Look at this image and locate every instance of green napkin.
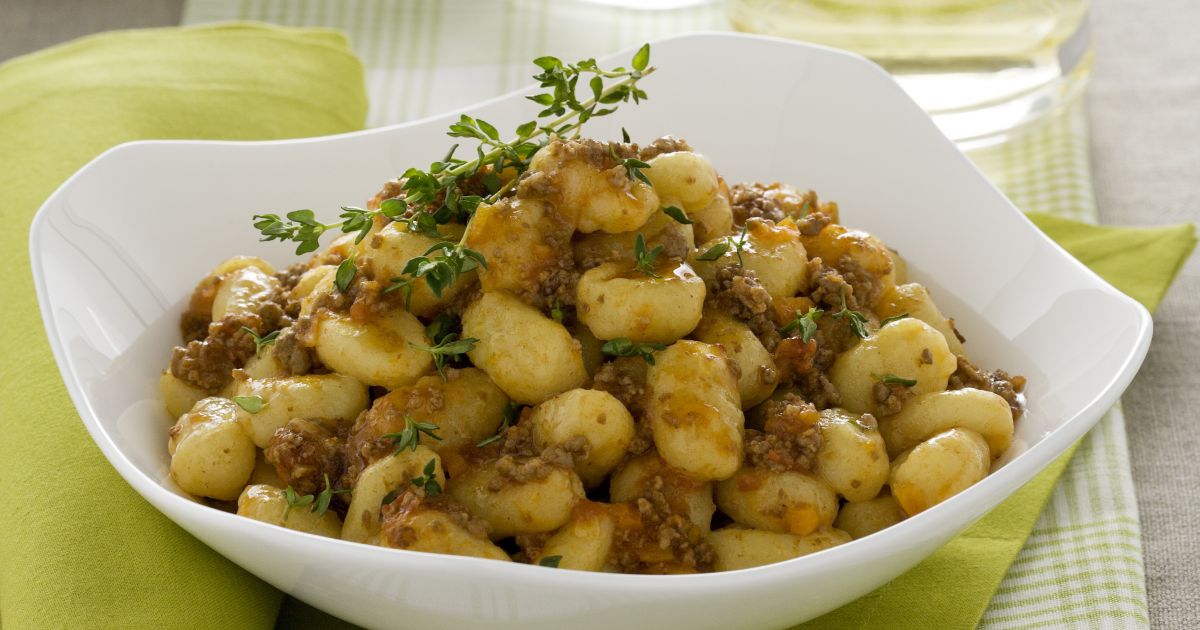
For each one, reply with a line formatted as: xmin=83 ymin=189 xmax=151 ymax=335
xmin=0 ymin=23 xmax=365 ymax=629
xmin=0 ymin=23 xmax=1194 ymax=630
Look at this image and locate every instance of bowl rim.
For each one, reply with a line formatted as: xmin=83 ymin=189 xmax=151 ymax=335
xmin=28 ymin=31 xmax=1154 ymax=590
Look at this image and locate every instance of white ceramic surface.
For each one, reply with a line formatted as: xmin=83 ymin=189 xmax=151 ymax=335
xmin=30 ymin=33 xmax=1151 ymax=630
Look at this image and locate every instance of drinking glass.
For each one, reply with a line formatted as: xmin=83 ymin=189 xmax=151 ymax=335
xmin=729 ymin=0 xmax=1092 ymax=147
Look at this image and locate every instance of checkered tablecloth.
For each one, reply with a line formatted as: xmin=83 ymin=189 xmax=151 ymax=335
xmin=182 ymin=1 xmax=1149 ymax=626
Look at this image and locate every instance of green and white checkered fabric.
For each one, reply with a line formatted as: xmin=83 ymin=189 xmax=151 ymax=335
xmin=182 ymin=1 xmax=1149 ymax=626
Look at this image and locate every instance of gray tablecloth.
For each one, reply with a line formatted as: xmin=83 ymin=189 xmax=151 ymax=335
xmin=2 ymin=0 xmax=1196 ymax=626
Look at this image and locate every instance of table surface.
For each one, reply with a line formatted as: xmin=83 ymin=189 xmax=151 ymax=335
xmin=3 ymin=0 xmax=1197 ymax=627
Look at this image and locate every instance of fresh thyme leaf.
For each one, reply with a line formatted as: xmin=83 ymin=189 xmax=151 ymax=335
xmin=662 ymin=205 xmax=692 ymax=225
xmin=312 ymin=472 xmax=350 ymax=517
xmin=252 ymin=45 xmax=657 ymax=316
xmin=610 ymin=146 xmax=653 ymax=186
xmin=241 ymin=327 xmax=280 ymax=357
xmin=334 ymin=256 xmax=356 ymax=293
xmin=780 ymin=308 xmax=824 ymax=343
xmin=476 ymin=401 xmax=521 ymax=448
xmin=831 ymin=289 xmax=871 ymax=339
xmin=632 ymin=43 xmax=651 ymax=72
xmin=410 ymin=459 xmax=442 ymax=497
xmin=621 ymin=127 xmax=631 ymax=143
xmin=696 ymin=241 xmax=730 ymax=261
xmin=384 ymin=242 xmax=487 ymax=308
xmin=233 ymin=395 xmax=266 ymax=414
xmin=633 ymin=233 xmax=664 ymax=278
xmin=410 ymin=333 xmax=478 ymax=381
xmin=731 ymin=224 xmax=749 ymax=268
xmin=880 ymin=374 xmax=918 ymax=387
xmin=383 ymin=415 xmax=443 ymax=454
xmin=539 ymin=555 xmax=563 ymax=568
xmin=381 ymin=489 xmax=401 ymax=506
xmin=879 ymin=313 xmax=910 ymax=327
xmin=550 ymin=301 xmax=564 ymax=323
xmin=601 ymin=337 xmax=666 ymax=365
xmin=424 ymin=312 xmax=458 ymax=345
xmin=282 ymin=485 xmax=314 ymax=519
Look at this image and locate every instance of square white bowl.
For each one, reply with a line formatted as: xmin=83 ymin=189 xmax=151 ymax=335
xmin=30 ymin=33 xmax=1151 ymax=630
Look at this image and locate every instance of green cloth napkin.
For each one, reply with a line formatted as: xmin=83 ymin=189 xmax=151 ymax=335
xmin=0 ymin=23 xmax=1193 ymax=630
xmin=0 ymin=23 xmax=365 ymax=629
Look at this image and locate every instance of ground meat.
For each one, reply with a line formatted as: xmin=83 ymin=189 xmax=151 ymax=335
xmin=532 ymin=252 xmax=579 ymax=313
xmin=380 ymin=490 xmax=492 ymax=548
xmin=179 ymin=275 xmax=221 ymax=342
xmin=265 ymin=418 xmax=343 ymax=496
xmin=270 ymin=326 xmax=313 ymax=376
xmin=169 ymin=313 xmax=263 ymax=392
xmin=836 ymin=254 xmax=885 ymax=310
xmin=795 ymin=372 xmax=841 ymax=410
xmin=274 ymin=262 xmax=310 ymax=294
xmin=637 ymin=135 xmax=692 ymax=160
xmin=729 ymin=182 xmax=821 ymax=226
xmin=872 ymin=382 xmax=912 ymax=416
xmin=609 ymin=473 xmax=714 ymax=574
xmin=745 ymin=394 xmax=822 ymax=473
xmin=796 ymin=211 xmax=834 ymax=237
xmin=489 ymin=454 xmax=559 ymax=490
xmin=948 ymin=355 xmax=1027 ymax=420
xmin=592 ymin=357 xmax=650 ymax=417
xmin=805 ymin=257 xmax=859 ymax=312
xmin=340 ymin=381 xmax=449 ymax=487
xmin=706 ymin=264 xmax=780 ymax=350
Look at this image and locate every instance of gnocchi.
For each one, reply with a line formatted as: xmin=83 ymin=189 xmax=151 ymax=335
xmin=161 ymin=116 xmax=1026 ymax=575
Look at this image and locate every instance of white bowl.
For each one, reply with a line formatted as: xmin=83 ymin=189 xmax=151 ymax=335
xmin=30 ymin=33 xmax=1151 ymax=629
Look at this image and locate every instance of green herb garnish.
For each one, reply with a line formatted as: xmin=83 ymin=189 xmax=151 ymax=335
xmin=663 ymin=205 xmax=692 ymax=225
xmin=880 ymin=374 xmax=917 ymax=387
xmin=832 ymin=289 xmax=870 ymax=340
xmin=241 ymin=327 xmax=279 ymax=357
xmin=633 ymin=233 xmax=664 ymax=278
xmin=879 ymin=313 xmax=909 ymax=327
xmin=409 ymin=333 xmax=478 ymax=381
xmin=254 ymin=45 xmax=656 ymax=307
xmin=233 ymin=395 xmax=266 ymax=414
xmin=383 ymin=415 xmax=442 ymax=454
xmin=780 ymin=307 xmax=824 ymax=344
xmin=313 ymin=473 xmax=350 ymax=517
xmin=282 ymin=485 xmax=314 ymax=519
xmin=601 ymin=337 xmax=666 ymax=365
xmin=410 ymin=459 xmax=442 ymax=497
xmin=383 ymin=241 xmax=487 ymax=308
xmin=476 ymin=401 xmax=522 ymax=448
xmin=538 ymin=555 xmax=563 ymax=568
xmin=334 ymin=255 xmax=356 ymax=293
xmin=695 ymin=241 xmax=730 ymax=261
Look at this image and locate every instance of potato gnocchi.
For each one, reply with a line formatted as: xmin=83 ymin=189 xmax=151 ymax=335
xmin=161 ymin=132 xmax=1026 ymax=575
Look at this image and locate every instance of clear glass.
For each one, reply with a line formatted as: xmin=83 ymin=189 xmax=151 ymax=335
xmin=729 ymin=0 xmax=1092 ymax=148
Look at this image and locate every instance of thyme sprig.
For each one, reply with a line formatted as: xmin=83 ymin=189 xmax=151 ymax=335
xmin=601 ymin=337 xmax=666 ymax=365
xmin=252 ymin=45 xmax=656 ymax=304
xmin=633 ymin=233 xmax=664 ymax=278
xmin=781 ymin=307 xmax=824 ymax=343
xmin=410 ymin=459 xmax=443 ymax=497
xmin=283 ymin=474 xmax=348 ymax=519
xmin=832 ymin=289 xmax=871 ymax=339
xmin=383 ymin=415 xmax=442 ymax=454
xmin=476 ymin=401 xmax=523 ymax=448
xmin=880 ymin=374 xmax=918 ymax=387
xmin=242 ymin=327 xmax=279 ymax=357
xmin=409 ymin=333 xmax=478 ymax=381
